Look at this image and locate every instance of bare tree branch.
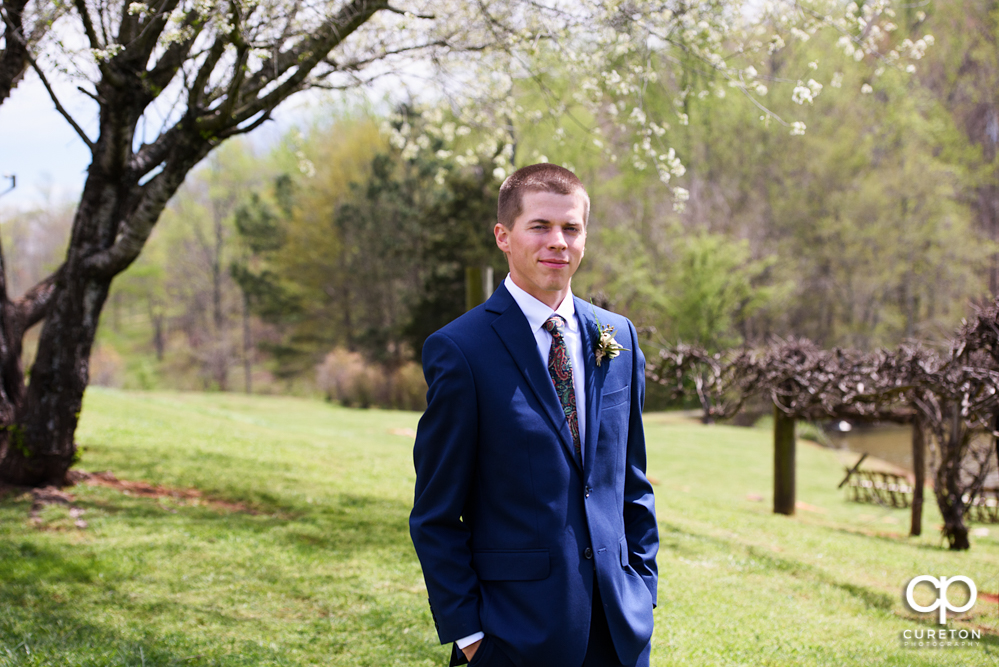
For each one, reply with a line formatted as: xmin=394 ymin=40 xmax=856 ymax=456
xmin=13 ymin=271 xmax=59 ymax=329
xmin=23 ymin=46 xmax=95 ymax=151
xmin=71 ymin=0 xmax=102 ymax=50
xmin=0 ymin=0 xmax=31 ymax=105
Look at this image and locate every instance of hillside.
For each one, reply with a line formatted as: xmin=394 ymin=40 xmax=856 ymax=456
xmin=0 ymin=389 xmax=995 ymax=665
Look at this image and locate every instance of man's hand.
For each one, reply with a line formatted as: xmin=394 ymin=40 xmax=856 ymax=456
xmin=461 ymin=639 xmax=482 ymax=661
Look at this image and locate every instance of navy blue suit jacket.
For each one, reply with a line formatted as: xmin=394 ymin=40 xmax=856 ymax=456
xmin=409 ymin=283 xmax=658 ymax=666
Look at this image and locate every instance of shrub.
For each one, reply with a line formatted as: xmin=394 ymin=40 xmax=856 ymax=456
xmin=89 ymin=344 xmax=125 ymax=388
xmin=316 ymin=349 xmax=427 ymax=411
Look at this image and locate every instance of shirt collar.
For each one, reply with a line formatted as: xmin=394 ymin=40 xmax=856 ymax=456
xmin=504 ymin=274 xmax=578 ymax=334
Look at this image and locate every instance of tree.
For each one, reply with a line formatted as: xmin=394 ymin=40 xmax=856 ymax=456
xmin=0 ymin=0 xmax=917 ymax=486
xmin=916 ymin=1 xmax=999 ymax=295
xmin=0 ymin=0 xmax=61 ymax=104
xmin=231 ymin=173 xmax=302 ymax=390
xmin=0 ymin=0 xmax=471 ymax=485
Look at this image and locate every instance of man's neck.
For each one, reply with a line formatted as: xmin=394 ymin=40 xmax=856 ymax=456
xmin=507 ymin=273 xmax=570 ymax=310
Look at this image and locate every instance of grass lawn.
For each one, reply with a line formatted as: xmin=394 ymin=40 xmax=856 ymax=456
xmin=1 ymin=388 xmax=997 ymax=666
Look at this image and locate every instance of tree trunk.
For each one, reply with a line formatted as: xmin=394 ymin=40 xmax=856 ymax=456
xmin=994 ymin=412 xmax=998 ymax=484
xmin=0 ymin=0 xmax=31 ymax=107
xmin=934 ymin=408 xmax=972 ymax=551
xmin=910 ymin=417 xmax=925 ymax=537
xmin=0 ymin=248 xmax=27 ymax=471
xmin=0 ymin=272 xmax=110 ymax=485
xmin=242 ymin=291 xmax=252 ymax=394
xmin=149 ymin=299 xmax=164 ymax=362
xmin=773 ymin=404 xmax=796 ymax=515
xmin=211 ymin=201 xmax=228 ymax=391
xmin=985 ymin=177 xmax=999 ymax=296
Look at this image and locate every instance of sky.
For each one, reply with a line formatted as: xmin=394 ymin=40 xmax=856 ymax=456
xmin=0 ymin=71 xmax=93 ymax=209
xmin=0 ymin=71 xmax=323 ymax=212
xmin=0 ymin=58 xmax=426 ymax=213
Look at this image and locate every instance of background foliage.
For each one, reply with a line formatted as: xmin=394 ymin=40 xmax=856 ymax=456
xmin=1 ymin=4 xmax=994 ymax=407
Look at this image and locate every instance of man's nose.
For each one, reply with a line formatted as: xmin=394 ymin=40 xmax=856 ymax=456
xmin=547 ymin=227 xmax=567 ymax=249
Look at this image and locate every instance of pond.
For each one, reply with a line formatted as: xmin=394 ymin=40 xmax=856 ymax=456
xmin=825 ymin=423 xmax=998 ymax=487
xmin=825 ymin=423 xmax=915 ymax=473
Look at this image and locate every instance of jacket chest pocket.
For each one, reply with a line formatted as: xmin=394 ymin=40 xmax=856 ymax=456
xmin=601 ymin=385 xmax=629 ymax=409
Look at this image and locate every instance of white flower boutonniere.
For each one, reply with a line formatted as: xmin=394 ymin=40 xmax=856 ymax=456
xmin=593 ymin=314 xmax=628 ymax=367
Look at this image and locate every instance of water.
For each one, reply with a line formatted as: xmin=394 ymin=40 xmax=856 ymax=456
xmin=826 ymin=424 xmax=915 ymax=473
xmin=826 ymin=424 xmax=998 ymax=487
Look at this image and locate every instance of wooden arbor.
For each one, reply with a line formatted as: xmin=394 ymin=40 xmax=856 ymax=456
xmin=647 ymin=299 xmax=999 ymax=550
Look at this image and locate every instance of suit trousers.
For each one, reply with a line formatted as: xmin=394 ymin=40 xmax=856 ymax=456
xmin=457 ymin=581 xmax=652 ymax=667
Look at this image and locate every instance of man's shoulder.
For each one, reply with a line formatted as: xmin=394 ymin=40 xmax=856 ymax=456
xmin=423 ymin=301 xmax=499 ymax=357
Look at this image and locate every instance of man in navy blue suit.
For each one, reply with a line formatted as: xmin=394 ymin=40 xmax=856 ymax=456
xmin=410 ymin=164 xmax=658 ymax=667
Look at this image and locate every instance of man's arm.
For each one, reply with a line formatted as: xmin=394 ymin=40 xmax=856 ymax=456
xmin=622 ymin=319 xmax=659 ymax=605
xmin=410 ymin=332 xmax=484 ymax=644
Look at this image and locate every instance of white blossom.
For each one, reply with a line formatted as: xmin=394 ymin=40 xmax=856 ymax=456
xmin=792 ymin=84 xmax=813 ymax=105
xmin=296 ymin=151 xmax=316 ymax=178
xmin=672 ymin=187 xmax=690 ymax=212
xmin=790 ymin=121 xmax=806 ymax=136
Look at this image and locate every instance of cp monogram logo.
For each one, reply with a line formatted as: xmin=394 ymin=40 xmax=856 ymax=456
xmin=905 ymin=575 xmax=977 ymax=624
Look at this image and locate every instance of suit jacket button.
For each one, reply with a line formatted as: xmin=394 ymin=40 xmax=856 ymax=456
xmin=584 ymin=547 xmax=593 ymax=560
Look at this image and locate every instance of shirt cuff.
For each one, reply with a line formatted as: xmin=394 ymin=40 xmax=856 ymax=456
xmin=455 ymin=632 xmax=485 ymax=649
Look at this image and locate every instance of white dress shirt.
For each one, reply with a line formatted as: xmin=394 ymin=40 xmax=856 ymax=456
xmin=503 ymin=274 xmax=587 ymax=451
xmin=455 ymin=274 xmax=589 ymax=652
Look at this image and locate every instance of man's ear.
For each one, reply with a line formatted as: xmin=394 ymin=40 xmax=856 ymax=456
xmin=494 ymin=222 xmax=509 ymax=253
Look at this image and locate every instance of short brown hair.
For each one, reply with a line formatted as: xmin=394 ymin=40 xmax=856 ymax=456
xmin=497 ymin=163 xmax=589 ymax=229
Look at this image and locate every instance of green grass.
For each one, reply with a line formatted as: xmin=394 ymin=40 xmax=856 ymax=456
xmin=1 ymin=389 xmax=997 ymax=666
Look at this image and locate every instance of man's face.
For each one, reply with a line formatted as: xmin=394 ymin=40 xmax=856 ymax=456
xmin=494 ymin=189 xmax=587 ymax=308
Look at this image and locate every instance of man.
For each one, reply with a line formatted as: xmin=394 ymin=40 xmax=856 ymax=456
xmin=410 ymin=163 xmax=658 ymax=667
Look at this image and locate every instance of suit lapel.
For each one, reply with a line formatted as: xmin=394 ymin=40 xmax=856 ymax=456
xmin=488 ymin=285 xmax=580 ymax=472
xmin=574 ymin=298 xmax=607 ymax=478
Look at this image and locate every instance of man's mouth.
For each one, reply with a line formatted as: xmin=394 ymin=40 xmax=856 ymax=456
xmin=539 ymin=259 xmax=569 ymax=268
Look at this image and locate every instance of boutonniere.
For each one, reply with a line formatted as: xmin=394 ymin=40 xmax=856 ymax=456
xmin=592 ymin=311 xmax=628 ymax=367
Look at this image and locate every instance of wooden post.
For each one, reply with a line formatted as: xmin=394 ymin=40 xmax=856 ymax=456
xmin=910 ymin=416 xmax=925 ymax=537
xmin=773 ymin=404 xmax=796 ymax=515
xmin=482 ymin=266 xmax=494 ymax=300
xmin=465 ymin=266 xmax=484 ymax=312
xmin=466 ymin=266 xmax=495 ymax=311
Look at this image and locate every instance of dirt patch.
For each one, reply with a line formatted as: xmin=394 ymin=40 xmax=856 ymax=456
xmin=67 ymin=470 xmax=255 ymax=514
xmin=0 ymin=483 xmax=90 ymax=529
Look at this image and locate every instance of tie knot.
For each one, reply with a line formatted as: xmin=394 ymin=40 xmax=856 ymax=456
xmin=543 ymin=315 xmax=566 ymax=336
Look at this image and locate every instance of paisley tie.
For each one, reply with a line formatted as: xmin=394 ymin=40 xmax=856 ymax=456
xmin=543 ymin=315 xmax=580 ymax=458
